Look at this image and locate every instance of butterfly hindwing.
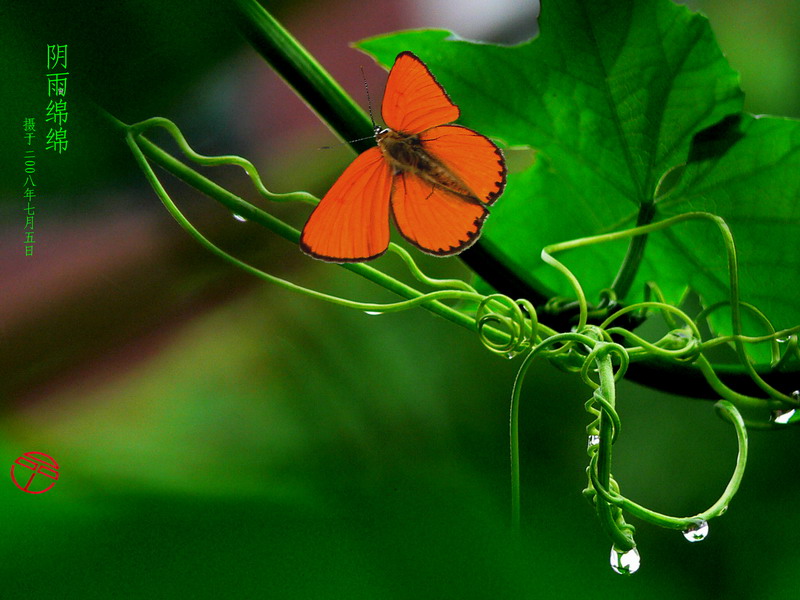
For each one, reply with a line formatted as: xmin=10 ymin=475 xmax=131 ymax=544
xmin=300 ymin=147 xmax=393 ymax=262
xmin=418 ymin=125 xmax=507 ymax=205
xmin=390 ymin=171 xmax=488 ymax=256
xmin=381 ymin=52 xmax=460 ymax=134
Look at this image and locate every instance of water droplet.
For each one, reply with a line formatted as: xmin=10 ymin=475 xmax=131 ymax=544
xmin=233 ymin=213 xmax=247 ymax=222
xmin=363 ymin=311 xmax=382 ymax=316
xmin=610 ymin=546 xmax=640 ymax=575
xmin=504 ymin=351 xmax=516 ymax=360
xmin=792 ymin=390 xmax=800 ymax=401
xmin=771 ymin=408 xmax=796 ymax=425
xmin=587 ymin=435 xmax=600 ymax=449
xmin=682 ymin=520 xmax=709 ymax=542
xmin=718 ymin=505 xmax=728 ymax=515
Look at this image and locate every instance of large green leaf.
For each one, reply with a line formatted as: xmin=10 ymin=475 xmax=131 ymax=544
xmin=357 ymin=0 xmax=800 ymax=364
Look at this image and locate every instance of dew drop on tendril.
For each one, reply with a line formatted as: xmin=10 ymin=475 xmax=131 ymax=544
xmin=776 ymin=337 xmax=788 ymax=343
xmin=771 ymin=408 xmax=796 ymax=425
xmin=587 ymin=435 xmax=600 ymax=449
xmin=610 ymin=546 xmax=640 ymax=575
xmin=792 ymin=390 xmax=800 ymax=401
xmin=233 ymin=213 xmax=247 ymax=222
xmin=682 ymin=520 xmax=709 ymax=542
xmin=363 ymin=311 xmax=382 ymax=316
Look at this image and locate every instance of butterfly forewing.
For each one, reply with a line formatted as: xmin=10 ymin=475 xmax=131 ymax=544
xmin=381 ymin=52 xmax=460 ymax=134
xmin=300 ymin=147 xmax=393 ymax=262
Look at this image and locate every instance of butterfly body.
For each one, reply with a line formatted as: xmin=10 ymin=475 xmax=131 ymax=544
xmin=300 ymin=51 xmax=506 ymax=263
xmin=377 ymin=127 xmax=482 ymax=205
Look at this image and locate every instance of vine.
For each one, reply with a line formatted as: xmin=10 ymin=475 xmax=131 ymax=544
xmin=106 ymin=0 xmax=800 ymax=575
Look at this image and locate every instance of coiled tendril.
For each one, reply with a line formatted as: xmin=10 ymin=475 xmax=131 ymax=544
xmin=476 ymin=294 xmax=539 ymax=358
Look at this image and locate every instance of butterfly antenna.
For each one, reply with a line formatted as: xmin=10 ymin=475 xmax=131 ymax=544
xmin=318 ymin=66 xmax=379 ymax=149
xmin=318 ymin=134 xmax=376 ymax=150
xmin=360 ymin=65 xmax=379 ymax=134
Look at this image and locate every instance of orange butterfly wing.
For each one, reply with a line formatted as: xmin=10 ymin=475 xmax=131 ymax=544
xmin=418 ymin=124 xmax=507 ymax=206
xmin=390 ymin=174 xmax=489 ymax=255
xmin=300 ymin=147 xmax=393 ymax=262
xmin=382 ymin=51 xmax=460 ymax=133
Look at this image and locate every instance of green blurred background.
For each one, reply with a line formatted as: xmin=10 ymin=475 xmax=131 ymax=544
xmin=1 ymin=0 xmax=799 ymax=597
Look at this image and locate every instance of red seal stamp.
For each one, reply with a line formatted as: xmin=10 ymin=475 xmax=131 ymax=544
xmin=11 ymin=452 xmax=59 ymax=494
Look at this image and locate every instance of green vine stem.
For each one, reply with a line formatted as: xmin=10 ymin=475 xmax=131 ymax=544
xmin=231 ymin=0 xmax=373 ymax=154
xmin=589 ymin=400 xmax=748 ymax=530
xmin=589 ymin=345 xmax=636 ymax=551
xmin=505 ymin=330 xmax=611 ymax=528
xmin=609 ymin=198 xmax=657 ymax=300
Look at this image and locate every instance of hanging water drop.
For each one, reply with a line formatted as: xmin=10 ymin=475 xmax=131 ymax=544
xmin=609 ymin=546 xmax=640 ymax=575
xmin=587 ymin=435 xmax=600 ymax=449
xmin=776 ymin=337 xmax=789 ymax=343
xmin=233 ymin=213 xmax=247 ymax=222
xmin=792 ymin=390 xmax=800 ymax=401
xmin=363 ymin=311 xmax=383 ymax=316
xmin=682 ymin=520 xmax=709 ymax=542
xmin=771 ymin=408 xmax=796 ymax=425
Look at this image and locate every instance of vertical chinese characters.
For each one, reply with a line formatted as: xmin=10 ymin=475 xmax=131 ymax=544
xmin=22 ymin=119 xmax=37 ymax=256
xmin=45 ymin=43 xmax=68 ymax=154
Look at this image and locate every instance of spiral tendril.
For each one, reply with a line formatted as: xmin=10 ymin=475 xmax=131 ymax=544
xmin=476 ymin=294 xmax=538 ymax=357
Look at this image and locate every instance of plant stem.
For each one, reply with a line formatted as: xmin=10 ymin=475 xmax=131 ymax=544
xmin=609 ymin=200 xmax=656 ymax=300
xmin=594 ymin=352 xmax=635 ymax=551
xmin=231 ymin=0 xmax=374 ymax=153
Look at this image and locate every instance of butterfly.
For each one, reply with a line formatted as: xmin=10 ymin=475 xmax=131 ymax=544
xmin=300 ymin=51 xmax=507 ymax=263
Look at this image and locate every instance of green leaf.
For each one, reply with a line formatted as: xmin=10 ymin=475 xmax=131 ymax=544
xmin=651 ymin=113 xmax=800 ymax=335
xmin=357 ymin=0 xmax=800 ymax=365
